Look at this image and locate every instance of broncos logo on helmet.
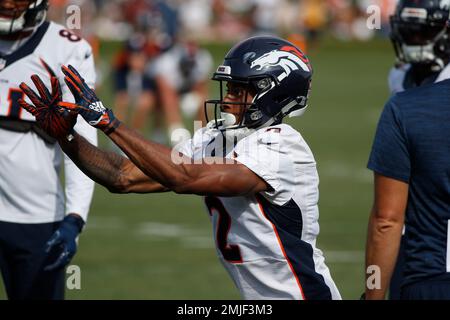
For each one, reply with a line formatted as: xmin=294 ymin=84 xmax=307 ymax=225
xmin=250 ymin=47 xmax=311 ymax=82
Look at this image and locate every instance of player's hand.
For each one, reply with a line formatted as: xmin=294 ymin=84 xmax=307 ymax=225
xmin=59 ymin=64 xmax=120 ymax=134
xmin=19 ymin=75 xmax=77 ymax=139
xmin=44 ymin=214 xmax=85 ymax=271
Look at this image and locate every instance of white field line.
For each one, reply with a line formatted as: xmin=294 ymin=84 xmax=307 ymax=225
xmin=136 ymin=221 xmax=213 ymax=248
xmin=320 ymin=162 xmax=372 ymax=184
xmin=87 ymin=218 xmax=364 ymax=261
xmin=324 ymin=250 xmax=364 ymax=263
xmin=85 ymin=216 xmax=124 ymax=230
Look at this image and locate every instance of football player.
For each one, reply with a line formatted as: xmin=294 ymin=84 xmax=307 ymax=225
xmin=20 ymin=36 xmax=341 ymax=300
xmin=0 ymin=0 xmax=97 ymax=299
xmin=386 ymin=0 xmax=450 ymax=299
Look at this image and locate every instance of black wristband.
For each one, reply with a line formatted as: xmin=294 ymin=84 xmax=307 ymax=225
xmin=104 ymin=118 xmax=121 ymax=135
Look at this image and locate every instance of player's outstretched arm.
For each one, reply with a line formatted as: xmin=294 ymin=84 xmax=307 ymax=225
xmin=58 ymin=133 xmax=168 ymax=194
xmin=19 ymin=74 xmax=167 ymax=194
xmin=108 ymin=123 xmax=270 ymax=197
xmin=365 ymin=173 xmax=408 ymax=300
xmin=59 ymin=65 xmax=270 ymax=197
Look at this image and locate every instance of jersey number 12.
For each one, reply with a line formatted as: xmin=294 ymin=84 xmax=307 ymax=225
xmin=205 ymin=196 xmax=243 ymax=263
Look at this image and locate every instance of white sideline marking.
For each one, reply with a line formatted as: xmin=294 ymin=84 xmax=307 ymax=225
xmin=85 ymin=216 xmax=124 ymax=230
xmin=136 ymin=222 xmax=214 ymax=248
xmin=87 ymin=219 xmax=364 ymax=259
xmin=137 ymin=222 xmax=193 ymax=237
xmin=324 ymin=250 xmax=364 ymax=263
xmin=183 ymin=236 xmax=215 ymax=249
xmin=320 ymin=162 xmax=372 ymax=183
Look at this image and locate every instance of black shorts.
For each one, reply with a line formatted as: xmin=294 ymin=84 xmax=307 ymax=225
xmin=0 ymin=220 xmax=65 ymax=300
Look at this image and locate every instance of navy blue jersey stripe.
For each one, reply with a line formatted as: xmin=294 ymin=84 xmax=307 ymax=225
xmin=256 ymin=194 xmax=332 ymax=300
xmin=0 ymin=21 xmax=50 ymax=71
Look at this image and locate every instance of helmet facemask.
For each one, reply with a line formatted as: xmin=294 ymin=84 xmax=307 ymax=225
xmin=205 ymin=78 xmax=262 ymax=131
xmin=0 ymin=0 xmax=47 ymax=35
xmin=205 ymin=74 xmax=285 ymax=132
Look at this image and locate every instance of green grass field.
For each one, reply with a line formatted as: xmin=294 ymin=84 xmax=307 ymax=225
xmin=0 ymin=37 xmax=394 ymax=300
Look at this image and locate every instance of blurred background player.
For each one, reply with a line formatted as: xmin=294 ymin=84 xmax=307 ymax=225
xmin=299 ymin=0 xmax=328 ymax=46
xmin=0 ymin=0 xmax=97 ymax=299
xmin=112 ymin=34 xmax=158 ymax=130
xmin=386 ymin=0 xmax=450 ymax=299
xmin=111 ymin=0 xmax=183 ymax=145
xmin=148 ymin=38 xmax=213 ymax=137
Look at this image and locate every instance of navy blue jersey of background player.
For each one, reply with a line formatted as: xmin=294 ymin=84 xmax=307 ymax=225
xmin=368 ymin=79 xmax=450 ymax=286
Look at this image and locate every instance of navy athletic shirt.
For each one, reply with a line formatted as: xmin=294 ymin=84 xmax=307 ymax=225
xmin=368 ymin=78 xmax=450 ymax=286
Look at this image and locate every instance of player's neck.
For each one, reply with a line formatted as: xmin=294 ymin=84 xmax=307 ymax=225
xmin=0 ymin=30 xmax=34 ymax=56
xmin=0 ymin=30 xmax=33 ymax=42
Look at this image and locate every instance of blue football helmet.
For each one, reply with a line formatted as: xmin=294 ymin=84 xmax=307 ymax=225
xmin=390 ymin=0 xmax=450 ymax=70
xmin=205 ymin=36 xmax=313 ymax=131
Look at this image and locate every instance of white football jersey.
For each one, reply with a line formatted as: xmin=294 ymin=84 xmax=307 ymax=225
xmin=388 ymin=63 xmax=450 ymax=94
xmin=177 ymin=124 xmax=341 ymax=300
xmin=0 ymin=21 xmax=97 ymax=223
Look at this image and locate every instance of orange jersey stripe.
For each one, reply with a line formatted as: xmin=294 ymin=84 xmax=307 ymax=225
xmin=257 ymin=198 xmax=306 ymax=300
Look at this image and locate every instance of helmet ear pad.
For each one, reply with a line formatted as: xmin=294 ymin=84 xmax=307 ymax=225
xmin=246 ymin=74 xmax=311 ymax=128
xmin=244 ymin=83 xmax=286 ymax=127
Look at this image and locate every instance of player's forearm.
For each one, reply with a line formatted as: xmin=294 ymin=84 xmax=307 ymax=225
xmin=107 ymin=124 xmax=269 ymax=196
xmin=59 ymin=132 xmax=158 ymax=193
xmin=108 ymin=123 xmax=196 ymax=191
xmin=365 ymin=210 xmax=403 ymax=300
